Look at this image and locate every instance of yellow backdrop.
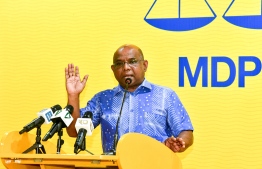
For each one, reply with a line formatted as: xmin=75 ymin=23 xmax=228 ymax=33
xmin=1 ymin=0 xmax=262 ymax=169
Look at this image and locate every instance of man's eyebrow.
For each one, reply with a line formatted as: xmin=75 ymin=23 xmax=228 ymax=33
xmin=114 ymin=59 xmax=123 ymax=62
xmin=114 ymin=57 xmax=136 ymax=62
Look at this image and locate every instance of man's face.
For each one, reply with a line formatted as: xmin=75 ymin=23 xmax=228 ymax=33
xmin=111 ymin=47 xmax=148 ymax=92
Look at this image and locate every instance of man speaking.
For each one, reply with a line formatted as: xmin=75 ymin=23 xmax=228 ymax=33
xmin=65 ymin=44 xmax=194 ymax=153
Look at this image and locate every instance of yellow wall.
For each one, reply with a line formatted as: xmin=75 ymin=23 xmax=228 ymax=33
xmin=1 ymin=0 xmax=262 ymax=169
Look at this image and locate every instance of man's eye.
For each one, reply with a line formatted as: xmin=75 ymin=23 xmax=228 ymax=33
xmin=115 ymin=62 xmax=123 ymax=66
xmin=129 ymin=60 xmax=137 ymax=64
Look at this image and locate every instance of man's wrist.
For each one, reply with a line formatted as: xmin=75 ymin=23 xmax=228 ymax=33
xmin=68 ymin=93 xmax=80 ymax=99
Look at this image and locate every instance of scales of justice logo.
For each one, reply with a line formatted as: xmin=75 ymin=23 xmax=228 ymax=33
xmin=144 ymin=0 xmax=262 ymax=31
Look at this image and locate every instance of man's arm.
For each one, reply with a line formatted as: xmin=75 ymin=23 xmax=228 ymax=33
xmin=65 ymin=64 xmax=88 ymax=137
xmin=164 ymin=130 xmax=194 ymax=152
xmin=66 ymin=94 xmax=81 ymax=137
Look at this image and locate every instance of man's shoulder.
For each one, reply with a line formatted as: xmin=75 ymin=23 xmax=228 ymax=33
xmin=95 ymin=88 xmax=116 ymax=96
xmin=148 ymin=81 xmax=175 ymax=93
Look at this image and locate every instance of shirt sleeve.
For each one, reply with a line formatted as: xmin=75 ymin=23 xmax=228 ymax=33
xmin=80 ymin=93 xmax=102 ymax=128
xmin=166 ymin=90 xmax=194 ymax=137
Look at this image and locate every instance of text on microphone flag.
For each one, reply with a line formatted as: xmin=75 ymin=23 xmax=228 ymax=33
xmin=37 ymin=109 xmax=53 ymax=123
xmin=65 ymin=112 xmax=72 ymax=118
xmin=54 ymin=110 xmax=62 ymax=116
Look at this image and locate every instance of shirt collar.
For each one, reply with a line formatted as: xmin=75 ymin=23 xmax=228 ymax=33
xmin=113 ymin=79 xmax=152 ymax=96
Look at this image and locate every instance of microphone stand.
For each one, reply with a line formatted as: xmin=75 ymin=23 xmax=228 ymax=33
xmin=56 ymin=122 xmax=64 ymax=154
xmin=74 ymin=136 xmax=94 ymax=155
xmin=23 ymin=126 xmax=46 ymax=154
xmin=109 ymin=81 xmax=130 ymax=155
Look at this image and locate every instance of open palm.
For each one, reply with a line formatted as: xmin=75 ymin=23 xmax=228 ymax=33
xmin=65 ymin=64 xmax=88 ymax=95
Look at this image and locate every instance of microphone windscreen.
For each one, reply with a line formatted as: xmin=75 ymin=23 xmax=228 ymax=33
xmin=125 ymin=78 xmax=132 ymax=85
xmin=64 ymin=105 xmax=74 ymax=113
xmin=83 ymin=111 xmax=93 ymax=119
xmin=51 ymin=104 xmax=62 ymax=113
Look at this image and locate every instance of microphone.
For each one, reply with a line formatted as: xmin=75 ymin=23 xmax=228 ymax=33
xmin=125 ymin=78 xmax=132 ymax=85
xmin=19 ymin=104 xmax=62 ymax=134
xmin=74 ymin=111 xmax=94 ymax=154
xmin=42 ymin=105 xmax=74 ymax=141
xmin=110 ymin=78 xmax=132 ymax=155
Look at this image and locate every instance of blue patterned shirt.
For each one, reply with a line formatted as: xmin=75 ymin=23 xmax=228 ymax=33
xmin=80 ymin=79 xmax=193 ymax=153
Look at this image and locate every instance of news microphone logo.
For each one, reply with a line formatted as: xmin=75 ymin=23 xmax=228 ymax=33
xmin=37 ymin=109 xmax=52 ymax=124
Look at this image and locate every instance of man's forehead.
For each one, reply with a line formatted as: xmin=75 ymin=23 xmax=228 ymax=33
xmin=114 ymin=48 xmax=139 ymax=60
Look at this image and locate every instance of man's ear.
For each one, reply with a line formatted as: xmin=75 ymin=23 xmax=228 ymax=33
xmin=143 ymin=60 xmax=148 ymax=72
xmin=111 ymin=65 xmax=115 ymax=71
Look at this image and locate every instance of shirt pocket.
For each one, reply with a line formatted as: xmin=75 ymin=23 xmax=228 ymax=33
xmin=144 ymin=109 xmax=167 ymax=127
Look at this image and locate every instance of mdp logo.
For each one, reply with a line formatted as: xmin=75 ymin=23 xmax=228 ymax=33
xmin=144 ymin=0 xmax=262 ymax=31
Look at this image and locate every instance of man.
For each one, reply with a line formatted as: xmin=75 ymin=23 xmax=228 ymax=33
xmin=65 ymin=44 xmax=194 ymax=153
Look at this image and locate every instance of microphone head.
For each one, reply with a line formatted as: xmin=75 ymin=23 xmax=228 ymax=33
xmin=38 ymin=104 xmax=62 ymax=124
xmin=83 ymin=111 xmax=93 ymax=119
xmin=75 ymin=117 xmax=94 ymax=135
xmin=50 ymin=104 xmax=74 ymax=127
xmin=37 ymin=104 xmax=62 ymax=124
xmin=64 ymin=105 xmax=74 ymax=113
xmin=51 ymin=104 xmax=62 ymax=113
xmin=125 ymin=78 xmax=132 ymax=85
xmin=37 ymin=109 xmax=54 ymax=124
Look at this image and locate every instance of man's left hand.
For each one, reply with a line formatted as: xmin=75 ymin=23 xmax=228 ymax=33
xmin=164 ymin=136 xmax=185 ymax=152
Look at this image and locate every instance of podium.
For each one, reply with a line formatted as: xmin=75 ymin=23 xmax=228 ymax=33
xmin=0 ymin=131 xmax=182 ymax=169
xmin=116 ymin=133 xmax=182 ymax=169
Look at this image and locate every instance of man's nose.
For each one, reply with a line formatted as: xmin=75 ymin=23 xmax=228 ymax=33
xmin=123 ymin=62 xmax=131 ymax=70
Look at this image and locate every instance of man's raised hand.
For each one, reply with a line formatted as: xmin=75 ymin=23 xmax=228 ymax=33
xmin=65 ymin=64 xmax=88 ymax=96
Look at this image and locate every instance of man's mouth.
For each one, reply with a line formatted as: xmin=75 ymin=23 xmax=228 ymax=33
xmin=123 ymin=75 xmax=133 ymax=78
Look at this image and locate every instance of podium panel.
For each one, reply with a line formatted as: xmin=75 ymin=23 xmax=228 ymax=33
xmin=1 ymin=154 xmax=118 ymax=169
xmin=0 ymin=131 xmax=118 ymax=169
xmin=1 ymin=131 xmax=182 ymax=169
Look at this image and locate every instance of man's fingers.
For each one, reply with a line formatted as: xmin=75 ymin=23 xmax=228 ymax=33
xmin=68 ymin=63 xmax=74 ymax=77
xmin=179 ymin=138 xmax=186 ymax=147
xmin=170 ymin=144 xmax=180 ymax=152
xmin=75 ymin=66 xmax=80 ymax=77
xmin=164 ymin=137 xmax=187 ymax=153
xmin=165 ymin=137 xmax=177 ymax=145
xmin=65 ymin=67 xmax=69 ymax=79
xmin=82 ymin=75 xmax=89 ymax=84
